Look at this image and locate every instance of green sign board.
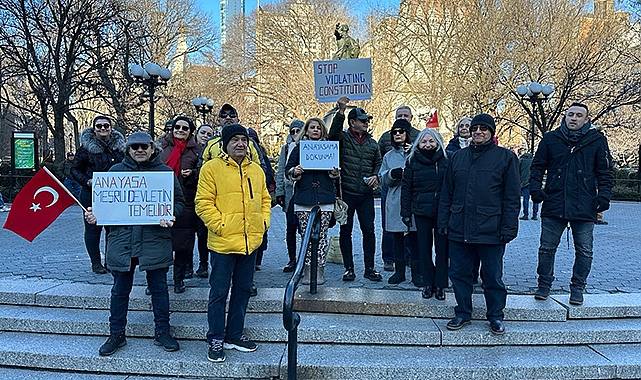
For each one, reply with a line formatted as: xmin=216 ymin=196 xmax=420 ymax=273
xmin=14 ymin=137 xmax=36 ymax=169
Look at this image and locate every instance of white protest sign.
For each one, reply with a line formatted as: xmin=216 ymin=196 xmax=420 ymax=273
xmin=299 ymin=140 xmax=340 ymax=170
xmin=91 ymin=171 xmax=174 ymax=226
xmin=313 ymin=58 xmax=372 ymax=103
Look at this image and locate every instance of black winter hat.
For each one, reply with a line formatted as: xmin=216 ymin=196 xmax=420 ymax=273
xmin=221 ymin=124 xmax=249 ymax=153
xmin=391 ymin=119 xmax=411 ymax=133
xmin=470 ymin=113 xmax=496 ymax=135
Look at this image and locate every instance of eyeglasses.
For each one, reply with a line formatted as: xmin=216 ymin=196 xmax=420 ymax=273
xmin=391 ymin=129 xmax=406 ymax=135
xmin=470 ymin=125 xmax=490 ymax=132
xmin=290 ymin=129 xmax=301 ymax=135
xmin=95 ymin=123 xmax=110 ymax=130
xmin=174 ymin=125 xmax=190 ymax=132
xmin=130 ymin=143 xmax=150 ymax=151
xmin=219 ymin=112 xmax=237 ymax=119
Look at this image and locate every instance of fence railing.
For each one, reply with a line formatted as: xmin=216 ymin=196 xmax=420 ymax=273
xmin=282 ymin=205 xmax=321 ymax=380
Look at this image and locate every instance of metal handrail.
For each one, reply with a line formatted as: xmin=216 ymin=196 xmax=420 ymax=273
xmin=283 ymin=205 xmax=321 ymax=380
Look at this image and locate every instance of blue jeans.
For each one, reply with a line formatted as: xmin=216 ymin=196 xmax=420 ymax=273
xmin=537 ymin=217 xmax=594 ymax=291
xmin=63 ymin=178 xmax=81 ymax=198
xmin=110 ymin=264 xmax=170 ymax=334
xmin=206 ymin=250 xmax=256 ymax=342
xmin=521 ymin=186 xmax=539 ymax=217
xmin=449 ymin=240 xmax=507 ymax=321
xmin=339 ymin=191 xmax=376 ymax=270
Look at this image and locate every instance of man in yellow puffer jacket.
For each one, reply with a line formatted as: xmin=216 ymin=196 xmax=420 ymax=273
xmin=195 ymin=124 xmax=271 ymax=363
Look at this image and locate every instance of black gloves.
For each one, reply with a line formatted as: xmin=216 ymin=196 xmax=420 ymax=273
xmin=276 ymin=195 xmax=285 ymax=208
xmin=500 ymin=234 xmax=516 ymax=244
xmin=596 ymin=196 xmax=610 ymax=212
xmin=402 ymin=216 xmax=412 ymax=228
xmin=390 ymin=168 xmax=403 ymax=180
xmin=530 ymin=190 xmax=547 ymax=204
xmin=437 ymin=228 xmax=448 ymax=236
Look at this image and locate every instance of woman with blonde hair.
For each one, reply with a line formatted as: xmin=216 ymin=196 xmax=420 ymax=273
xmin=285 ymin=118 xmax=339 ymax=284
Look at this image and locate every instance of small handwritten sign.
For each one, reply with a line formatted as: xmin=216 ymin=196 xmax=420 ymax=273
xmin=299 ymin=141 xmax=339 ymax=170
xmin=91 ymin=172 xmax=174 ymax=225
xmin=313 ymin=58 xmax=372 ymax=103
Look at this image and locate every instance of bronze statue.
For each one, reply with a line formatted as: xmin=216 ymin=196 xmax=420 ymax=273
xmin=333 ymin=23 xmax=360 ymax=60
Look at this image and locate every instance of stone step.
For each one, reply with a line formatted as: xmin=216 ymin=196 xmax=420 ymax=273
xmin=1 ymin=331 xmax=640 ymax=379
xmin=2 ymin=304 xmax=641 ymax=347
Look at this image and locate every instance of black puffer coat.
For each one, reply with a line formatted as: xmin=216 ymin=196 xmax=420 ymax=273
xmin=530 ymin=122 xmax=613 ymax=222
xmin=328 ymin=112 xmax=381 ymax=195
xmin=71 ymin=128 xmax=126 ymax=189
xmin=285 ymin=144 xmax=336 ymax=206
xmin=401 ymin=148 xmax=448 ymax=218
xmin=159 ymin=133 xmax=202 ymax=251
xmin=106 ymin=152 xmax=185 ymax=272
xmin=438 ymin=142 xmax=520 ymax=244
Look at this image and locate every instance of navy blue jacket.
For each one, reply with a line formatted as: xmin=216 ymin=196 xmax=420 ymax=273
xmin=438 ymin=142 xmax=520 ymax=244
xmin=401 ymin=148 xmax=448 ymax=218
xmin=530 ymin=123 xmax=613 ymax=222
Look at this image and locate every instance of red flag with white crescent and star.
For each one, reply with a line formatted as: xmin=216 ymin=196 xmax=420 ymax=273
xmin=426 ymin=110 xmax=439 ymax=128
xmin=3 ymin=167 xmax=77 ymax=241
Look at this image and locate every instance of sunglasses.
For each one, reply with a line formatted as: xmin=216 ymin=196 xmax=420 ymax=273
xmin=219 ymin=112 xmax=237 ymax=119
xmin=174 ymin=125 xmax=190 ymax=132
xmin=391 ymin=129 xmax=406 ymax=135
xmin=130 ymin=143 xmax=150 ymax=151
xmin=95 ymin=123 xmax=111 ymax=130
xmin=470 ymin=125 xmax=490 ymax=132
xmin=290 ymin=129 xmax=301 ymax=135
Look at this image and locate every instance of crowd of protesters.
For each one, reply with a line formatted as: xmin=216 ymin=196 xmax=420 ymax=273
xmin=58 ymin=98 xmax=611 ymax=360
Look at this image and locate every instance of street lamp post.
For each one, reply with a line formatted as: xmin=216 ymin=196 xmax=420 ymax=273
xmin=130 ymin=63 xmax=172 ymax=140
xmin=192 ymin=97 xmax=215 ymax=125
xmin=68 ymin=133 xmax=73 ymax=152
xmin=516 ymin=82 xmax=554 ymax=154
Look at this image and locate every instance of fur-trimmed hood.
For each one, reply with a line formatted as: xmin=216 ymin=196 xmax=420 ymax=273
xmin=80 ymin=127 xmax=126 ymax=155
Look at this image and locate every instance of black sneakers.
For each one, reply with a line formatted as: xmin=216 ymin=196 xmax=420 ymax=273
xmin=174 ymin=281 xmax=186 ymax=294
xmin=283 ymin=260 xmax=297 ymax=273
xmin=534 ymin=287 xmax=550 ymax=300
xmin=195 ymin=264 xmax=209 ymax=278
xmin=99 ymin=332 xmax=126 ymax=356
xmin=364 ymin=268 xmax=382 ymax=282
xmin=342 ymin=268 xmax=356 ymax=281
xmin=250 ymin=283 xmax=258 ymax=297
xmin=224 ymin=334 xmax=258 ymax=352
xmin=208 ymin=339 xmax=225 ymax=362
xmin=154 ymin=332 xmax=180 ymax=352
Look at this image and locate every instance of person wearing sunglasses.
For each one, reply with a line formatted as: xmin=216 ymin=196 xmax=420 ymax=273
xmin=438 ymin=113 xmax=520 ymax=335
xmin=275 ymin=119 xmax=305 ymax=272
xmin=159 ymin=116 xmax=201 ymax=293
xmin=85 ymin=130 xmax=185 ymax=356
xmin=379 ymin=119 xmax=422 ymax=287
xmin=71 ymin=115 xmax=126 ymax=274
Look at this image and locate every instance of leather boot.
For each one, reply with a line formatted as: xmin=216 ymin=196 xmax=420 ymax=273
xmin=317 ymin=265 xmax=325 ymax=285
xmin=411 ymin=260 xmax=424 ymax=287
xmin=302 ymin=266 xmax=311 ymax=285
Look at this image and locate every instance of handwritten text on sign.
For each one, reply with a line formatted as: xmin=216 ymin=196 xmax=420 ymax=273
xmin=313 ymin=58 xmax=372 ymax=103
xmin=300 ymin=141 xmax=339 ymax=170
xmin=91 ymin=171 xmax=174 ymax=225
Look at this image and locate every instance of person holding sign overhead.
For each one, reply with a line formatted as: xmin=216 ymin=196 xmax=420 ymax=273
xmin=328 ymin=96 xmax=383 ymax=282
xmin=159 ymin=116 xmax=202 ymax=293
xmin=285 ymin=118 xmax=339 ymax=285
xmin=84 ymin=131 xmax=185 ymax=356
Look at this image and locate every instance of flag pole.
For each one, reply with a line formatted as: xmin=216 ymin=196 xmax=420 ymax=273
xmin=42 ymin=167 xmax=88 ymax=213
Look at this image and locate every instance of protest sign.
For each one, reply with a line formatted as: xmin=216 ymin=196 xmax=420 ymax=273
xmin=299 ymin=140 xmax=339 ymax=170
xmin=313 ymin=58 xmax=372 ymax=103
xmin=91 ymin=172 xmax=174 ymax=225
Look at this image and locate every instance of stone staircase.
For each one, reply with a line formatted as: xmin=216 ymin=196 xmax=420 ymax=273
xmin=1 ymin=276 xmax=641 ymax=379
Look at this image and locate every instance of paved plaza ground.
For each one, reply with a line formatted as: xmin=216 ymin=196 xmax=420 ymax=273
xmin=1 ymin=200 xmax=639 ymax=295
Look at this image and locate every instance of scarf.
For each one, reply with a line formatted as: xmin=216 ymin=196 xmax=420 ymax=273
xmin=349 ymin=128 xmax=367 ymax=144
xmin=165 ymin=138 xmax=187 ymax=176
xmin=458 ymin=136 xmax=472 ymax=149
xmin=419 ymin=147 xmax=437 ymax=160
xmin=560 ymin=120 xmax=592 ymax=144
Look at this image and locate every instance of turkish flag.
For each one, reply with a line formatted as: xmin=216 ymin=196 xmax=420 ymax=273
xmin=426 ymin=110 xmax=439 ymax=128
xmin=3 ymin=167 xmax=77 ymax=242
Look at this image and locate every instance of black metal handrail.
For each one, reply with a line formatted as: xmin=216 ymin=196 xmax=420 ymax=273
xmin=283 ymin=205 xmax=321 ymax=380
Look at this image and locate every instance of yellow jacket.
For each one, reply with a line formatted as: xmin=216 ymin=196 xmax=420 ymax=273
xmin=195 ymin=153 xmax=271 ymax=254
xmin=201 ymin=136 xmax=261 ymax=165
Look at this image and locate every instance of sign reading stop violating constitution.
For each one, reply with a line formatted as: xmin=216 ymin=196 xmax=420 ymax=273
xmin=91 ymin=171 xmax=175 ymax=226
xmin=313 ymin=58 xmax=372 ymax=102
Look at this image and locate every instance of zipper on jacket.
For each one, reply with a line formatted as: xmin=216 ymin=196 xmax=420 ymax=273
xmin=248 ymin=178 xmax=254 ymax=199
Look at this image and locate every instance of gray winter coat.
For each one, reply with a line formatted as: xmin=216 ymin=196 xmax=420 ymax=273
xmin=105 ymin=151 xmax=185 ymax=272
xmin=379 ymin=146 xmax=416 ymax=233
xmin=275 ymin=136 xmax=296 ymax=212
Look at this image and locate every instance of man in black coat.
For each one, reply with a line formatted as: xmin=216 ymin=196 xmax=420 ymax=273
xmin=438 ymin=113 xmax=520 ymax=335
xmin=530 ymin=103 xmax=613 ymax=306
